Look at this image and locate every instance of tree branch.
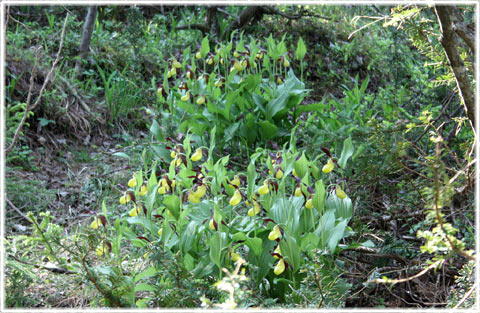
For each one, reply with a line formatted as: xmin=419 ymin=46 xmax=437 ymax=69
xmin=175 ymin=23 xmax=209 ymax=35
xmin=435 ymin=5 xmax=475 ymax=130
xmin=8 ymin=254 xmax=76 ymax=274
xmin=5 ymin=197 xmax=32 ymax=224
xmin=5 ymin=13 xmax=69 ymax=155
xmin=453 ymin=22 xmax=475 ymax=53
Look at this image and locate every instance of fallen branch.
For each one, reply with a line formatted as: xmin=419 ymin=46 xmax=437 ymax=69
xmin=262 ymin=6 xmax=331 ymax=21
xmin=341 ymin=246 xmax=408 ymax=265
xmin=5 ymin=13 xmax=69 ymax=155
xmin=8 ymin=253 xmax=76 ymax=274
xmin=175 ymin=23 xmax=209 ymax=35
xmin=369 ymin=260 xmax=443 ymax=284
xmin=5 ymin=197 xmax=31 ymax=224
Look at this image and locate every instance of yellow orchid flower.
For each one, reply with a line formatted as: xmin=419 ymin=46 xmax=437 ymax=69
xmin=274 ymin=259 xmax=285 ymax=275
xmin=229 ymin=190 xmax=242 ymax=206
xmin=336 ymin=186 xmax=347 ymax=199
xmin=268 ymin=225 xmax=281 ymax=241
xmin=322 ymin=158 xmax=334 ymax=174
xmin=191 ymin=148 xmax=203 ymax=162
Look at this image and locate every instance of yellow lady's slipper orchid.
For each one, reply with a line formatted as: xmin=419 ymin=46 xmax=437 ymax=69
xmin=284 ymin=59 xmax=290 ymax=67
xmin=195 ymin=51 xmax=202 ymax=59
xmin=276 ymin=169 xmax=284 ymax=179
xmin=171 ymin=150 xmax=177 ymax=158
xmin=294 ymin=186 xmax=302 ymax=197
xmin=194 ymin=184 xmax=207 ymax=199
xmin=231 ymin=175 xmax=241 ymax=187
xmin=196 ymin=96 xmax=206 ymax=105
xmin=119 ymin=192 xmax=131 ymax=204
xmin=140 ymin=184 xmax=148 ymax=196
xmin=129 ymin=205 xmax=141 ymax=217
xmin=172 ymin=60 xmax=182 ymax=68
xmin=191 ymin=148 xmax=203 ymax=161
xmin=258 ymin=181 xmax=269 ymax=195
xmin=158 ymin=186 xmax=167 ymax=195
xmin=231 ymin=251 xmax=241 ymax=262
xmin=274 ymin=259 xmax=285 ymax=275
xmin=229 ymin=190 xmax=242 ymax=206
xmin=128 ymin=176 xmax=137 ymax=188
xmin=248 ymin=201 xmax=261 ymax=216
xmin=268 ymin=225 xmax=281 ymax=241
xmin=241 ymin=59 xmax=247 ymax=68
xmin=233 ymin=51 xmax=240 ymax=58
xmin=273 ymin=245 xmax=281 ymax=258
xmin=336 ymin=186 xmax=347 ymax=199
xmin=233 ymin=60 xmax=243 ymax=71
xmin=209 ymin=218 xmax=215 ymax=230
xmin=206 ymin=57 xmax=214 ymax=65
xmin=158 ymin=228 xmax=163 ymax=236
xmin=292 ymin=168 xmax=298 ymax=177
xmin=90 ymin=217 xmax=101 ymax=229
xmin=188 ymin=191 xmax=200 ymax=203
xmin=322 ymin=158 xmax=334 ymax=174
xmin=181 ymin=92 xmax=190 ymax=102
xmin=305 ymin=198 xmax=313 ymax=209
xmin=96 ymin=244 xmax=108 ymax=256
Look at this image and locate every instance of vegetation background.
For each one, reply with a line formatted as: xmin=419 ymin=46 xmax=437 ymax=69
xmin=3 ymin=3 xmax=477 ymax=309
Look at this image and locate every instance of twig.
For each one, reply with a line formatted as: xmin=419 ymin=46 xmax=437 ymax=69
xmin=369 ymin=260 xmax=443 ymax=284
xmin=348 ymin=17 xmax=384 ymax=40
xmin=5 ymin=197 xmax=32 ymax=224
xmin=262 ymin=6 xmax=331 ymax=21
xmin=5 ymin=13 xmax=69 ymax=155
xmin=175 ymin=23 xmax=209 ymax=35
xmin=341 ymin=246 xmax=408 ymax=265
xmin=8 ymin=253 xmax=76 ymax=274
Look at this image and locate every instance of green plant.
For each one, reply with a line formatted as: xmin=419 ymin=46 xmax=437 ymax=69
xmin=156 ymin=35 xmax=313 ymax=152
xmin=96 ymin=65 xmax=142 ymax=124
xmin=85 ymin=126 xmax=356 ymax=306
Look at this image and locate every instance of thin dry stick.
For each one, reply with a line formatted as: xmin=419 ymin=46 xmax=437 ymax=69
xmin=5 ymin=197 xmax=32 ymax=224
xmin=369 ymin=260 xmax=443 ymax=284
xmin=5 ymin=13 xmax=69 ymax=155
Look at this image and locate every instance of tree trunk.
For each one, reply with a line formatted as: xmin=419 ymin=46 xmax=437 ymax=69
xmin=206 ymin=6 xmax=220 ymax=37
xmin=74 ymin=6 xmax=97 ymax=77
xmin=435 ymin=5 xmax=475 ymax=131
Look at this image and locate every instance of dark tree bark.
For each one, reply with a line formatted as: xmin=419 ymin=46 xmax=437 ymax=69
xmin=206 ymin=6 xmax=220 ymax=37
xmin=74 ymin=6 xmax=97 ymax=77
xmin=435 ymin=5 xmax=475 ymax=131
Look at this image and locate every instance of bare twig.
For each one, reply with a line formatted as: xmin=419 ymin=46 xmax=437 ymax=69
xmin=5 ymin=197 xmax=32 ymax=224
xmin=369 ymin=260 xmax=443 ymax=284
xmin=5 ymin=13 xmax=69 ymax=155
xmin=341 ymin=246 xmax=408 ymax=265
xmin=262 ymin=6 xmax=331 ymax=21
xmin=8 ymin=253 xmax=76 ymax=274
